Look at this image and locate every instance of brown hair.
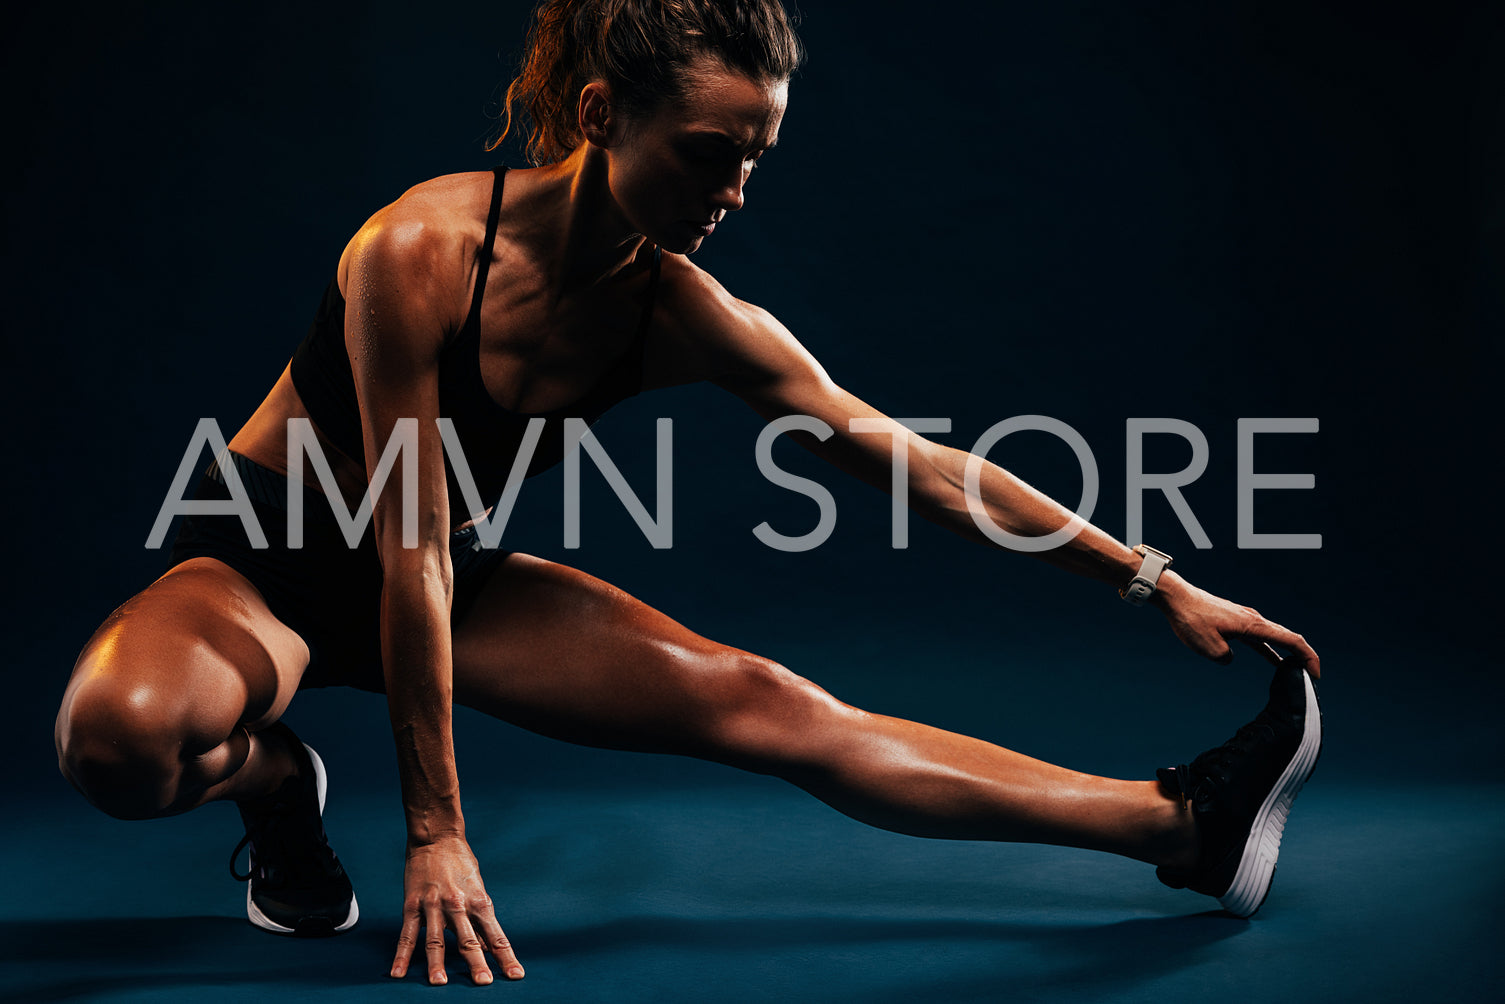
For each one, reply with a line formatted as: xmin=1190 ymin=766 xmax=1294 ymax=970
xmin=492 ymin=0 xmax=804 ymax=166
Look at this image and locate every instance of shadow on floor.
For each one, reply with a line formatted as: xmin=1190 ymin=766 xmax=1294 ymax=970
xmin=1 ymin=908 xmax=1243 ymax=1002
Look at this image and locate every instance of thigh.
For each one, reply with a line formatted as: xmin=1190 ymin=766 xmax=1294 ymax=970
xmin=166 ymin=458 xmax=385 ymax=691
xmin=450 ymin=553 xmax=817 ymax=759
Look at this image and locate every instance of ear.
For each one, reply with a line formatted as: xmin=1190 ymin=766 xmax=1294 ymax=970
xmin=578 ymin=81 xmax=617 ymax=148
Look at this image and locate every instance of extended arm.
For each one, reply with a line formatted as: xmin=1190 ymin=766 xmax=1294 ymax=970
xmin=669 ymin=273 xmax=1319 ymax=676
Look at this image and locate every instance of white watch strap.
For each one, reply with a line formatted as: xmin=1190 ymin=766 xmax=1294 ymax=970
xmin=1120 ymin=544 xmax=1173 ymax=606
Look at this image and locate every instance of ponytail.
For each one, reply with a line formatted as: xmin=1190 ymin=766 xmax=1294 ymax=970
xmin=492 ymin=0 xmax=803 ymax=165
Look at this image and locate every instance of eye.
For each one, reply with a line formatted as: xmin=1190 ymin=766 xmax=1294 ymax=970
xmin=687 ymin=141 xmax=733 ymax=162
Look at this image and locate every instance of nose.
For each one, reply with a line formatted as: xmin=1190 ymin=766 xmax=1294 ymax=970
xmin=710 ymin=164 xmax=750 ymax=214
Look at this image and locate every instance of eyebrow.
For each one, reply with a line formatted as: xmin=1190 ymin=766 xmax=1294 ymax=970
xmin=687 ymin=130 xmax=779 ymax=152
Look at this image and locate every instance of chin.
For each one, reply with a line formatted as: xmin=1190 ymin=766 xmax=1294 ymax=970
xmin=649 ymin=217 xmax=715 ymax=256
xmin=659 ymin=231 xmax=704 ymax=255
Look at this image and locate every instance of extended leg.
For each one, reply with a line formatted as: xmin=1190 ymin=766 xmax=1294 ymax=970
xmin=451 ymin=554 xmax=1197 ymax=869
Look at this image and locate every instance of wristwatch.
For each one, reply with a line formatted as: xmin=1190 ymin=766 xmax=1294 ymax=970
xmin=1119 ymin=544 xmax=1173 ymax=606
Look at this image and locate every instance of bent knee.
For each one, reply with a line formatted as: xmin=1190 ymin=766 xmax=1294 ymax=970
xmin=700 ymin=653 xmax=850 ymax=767
xmin=57 ymin=673 xmax=242 ymax=820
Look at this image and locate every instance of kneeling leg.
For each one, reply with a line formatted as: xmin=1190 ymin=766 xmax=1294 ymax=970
xmin=57 ymin=559 xmax=312 ymax=819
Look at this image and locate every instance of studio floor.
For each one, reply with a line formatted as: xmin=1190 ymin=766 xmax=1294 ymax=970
xmin=4 ymin=746 xmax=1500 ymax=1002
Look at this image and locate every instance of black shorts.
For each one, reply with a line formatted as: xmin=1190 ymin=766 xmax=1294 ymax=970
xmin=167 ymin=451 xmax=511 ymax=692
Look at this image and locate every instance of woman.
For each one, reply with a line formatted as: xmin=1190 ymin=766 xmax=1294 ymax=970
xmin=55 ymin=0 xmax=1322 ymax=987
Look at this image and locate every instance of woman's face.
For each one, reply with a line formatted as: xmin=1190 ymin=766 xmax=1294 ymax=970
xmin=604 ymin=56 xmax=788 ymax=254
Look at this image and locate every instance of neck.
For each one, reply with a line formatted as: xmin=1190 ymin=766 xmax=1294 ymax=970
xmin=514 ymin=146 xmax=650 ymax=297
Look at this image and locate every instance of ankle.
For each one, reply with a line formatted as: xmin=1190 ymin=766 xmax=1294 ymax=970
xmin=1153 ymin=793 xmax=1200 ymax=871
xmin=1168 ymin=823 xmax=1200 ymax=872
xmin=236 ymin=724 xmax=304 ymax=806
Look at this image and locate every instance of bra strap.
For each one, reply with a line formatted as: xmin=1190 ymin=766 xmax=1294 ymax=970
xmin=619 ymin=244 xmax=662 ymax=394
xmin=460 ymin=166 xmax=507 ymax=338
xmin=635 ymin=244 xmax=662 ymax=339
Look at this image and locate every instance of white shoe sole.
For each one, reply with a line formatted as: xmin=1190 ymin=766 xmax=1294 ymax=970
xmin=245 ymin=743 xmax=360 ymax=935
xmin=1218 ymin=670 xmax=1323 ymax=918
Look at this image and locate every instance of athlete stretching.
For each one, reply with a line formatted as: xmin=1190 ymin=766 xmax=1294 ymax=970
xmin=56 ymin=0 xmax=1322 ymax=986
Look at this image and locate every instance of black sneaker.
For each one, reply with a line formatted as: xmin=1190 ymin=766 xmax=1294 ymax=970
xmin=229 ymin=723 xmax=359 ymax=936
xmin=1155 ymin=659 xmax=1323 ymax=917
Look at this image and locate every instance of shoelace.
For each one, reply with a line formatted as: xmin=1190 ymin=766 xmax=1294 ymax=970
xmin=229 ymin=828 xmax=265 ymax=883
xmin=1191 ymin=715 xmax=1279 ymax=775
xmin=1163 ymin=712 xmax=1282 ymax=812
xmin=228 ymin=787 xmax=344 ymax=887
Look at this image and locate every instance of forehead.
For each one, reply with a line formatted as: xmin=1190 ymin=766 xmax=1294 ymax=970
xmin=663 ymin=59 xmax=788 ymax=147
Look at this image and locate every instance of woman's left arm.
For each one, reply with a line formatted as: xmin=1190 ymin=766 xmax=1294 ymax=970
xmin=677 ymin=278 xmax=1320 ymax=676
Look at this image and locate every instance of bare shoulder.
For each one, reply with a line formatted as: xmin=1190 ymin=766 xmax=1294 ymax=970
xmin=652 ymin=252 xmax=830 ymax=392
xmin=657 ymin=252 xmax=762 ymax=337
xmin=334 ymin=170 xmax=497 ymax=333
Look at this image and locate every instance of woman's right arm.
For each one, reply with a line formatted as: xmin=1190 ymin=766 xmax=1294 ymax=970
xmin=343 ymin=216 xmax=524 ymax=986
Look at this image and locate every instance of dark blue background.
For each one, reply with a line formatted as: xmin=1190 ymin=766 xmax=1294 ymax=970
xmin=3 ymin=1 xmax=1501 ymax=1000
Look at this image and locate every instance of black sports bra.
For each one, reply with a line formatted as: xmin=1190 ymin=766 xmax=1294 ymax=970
xmin=289 ymin=166 xmax=662 ymax=513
